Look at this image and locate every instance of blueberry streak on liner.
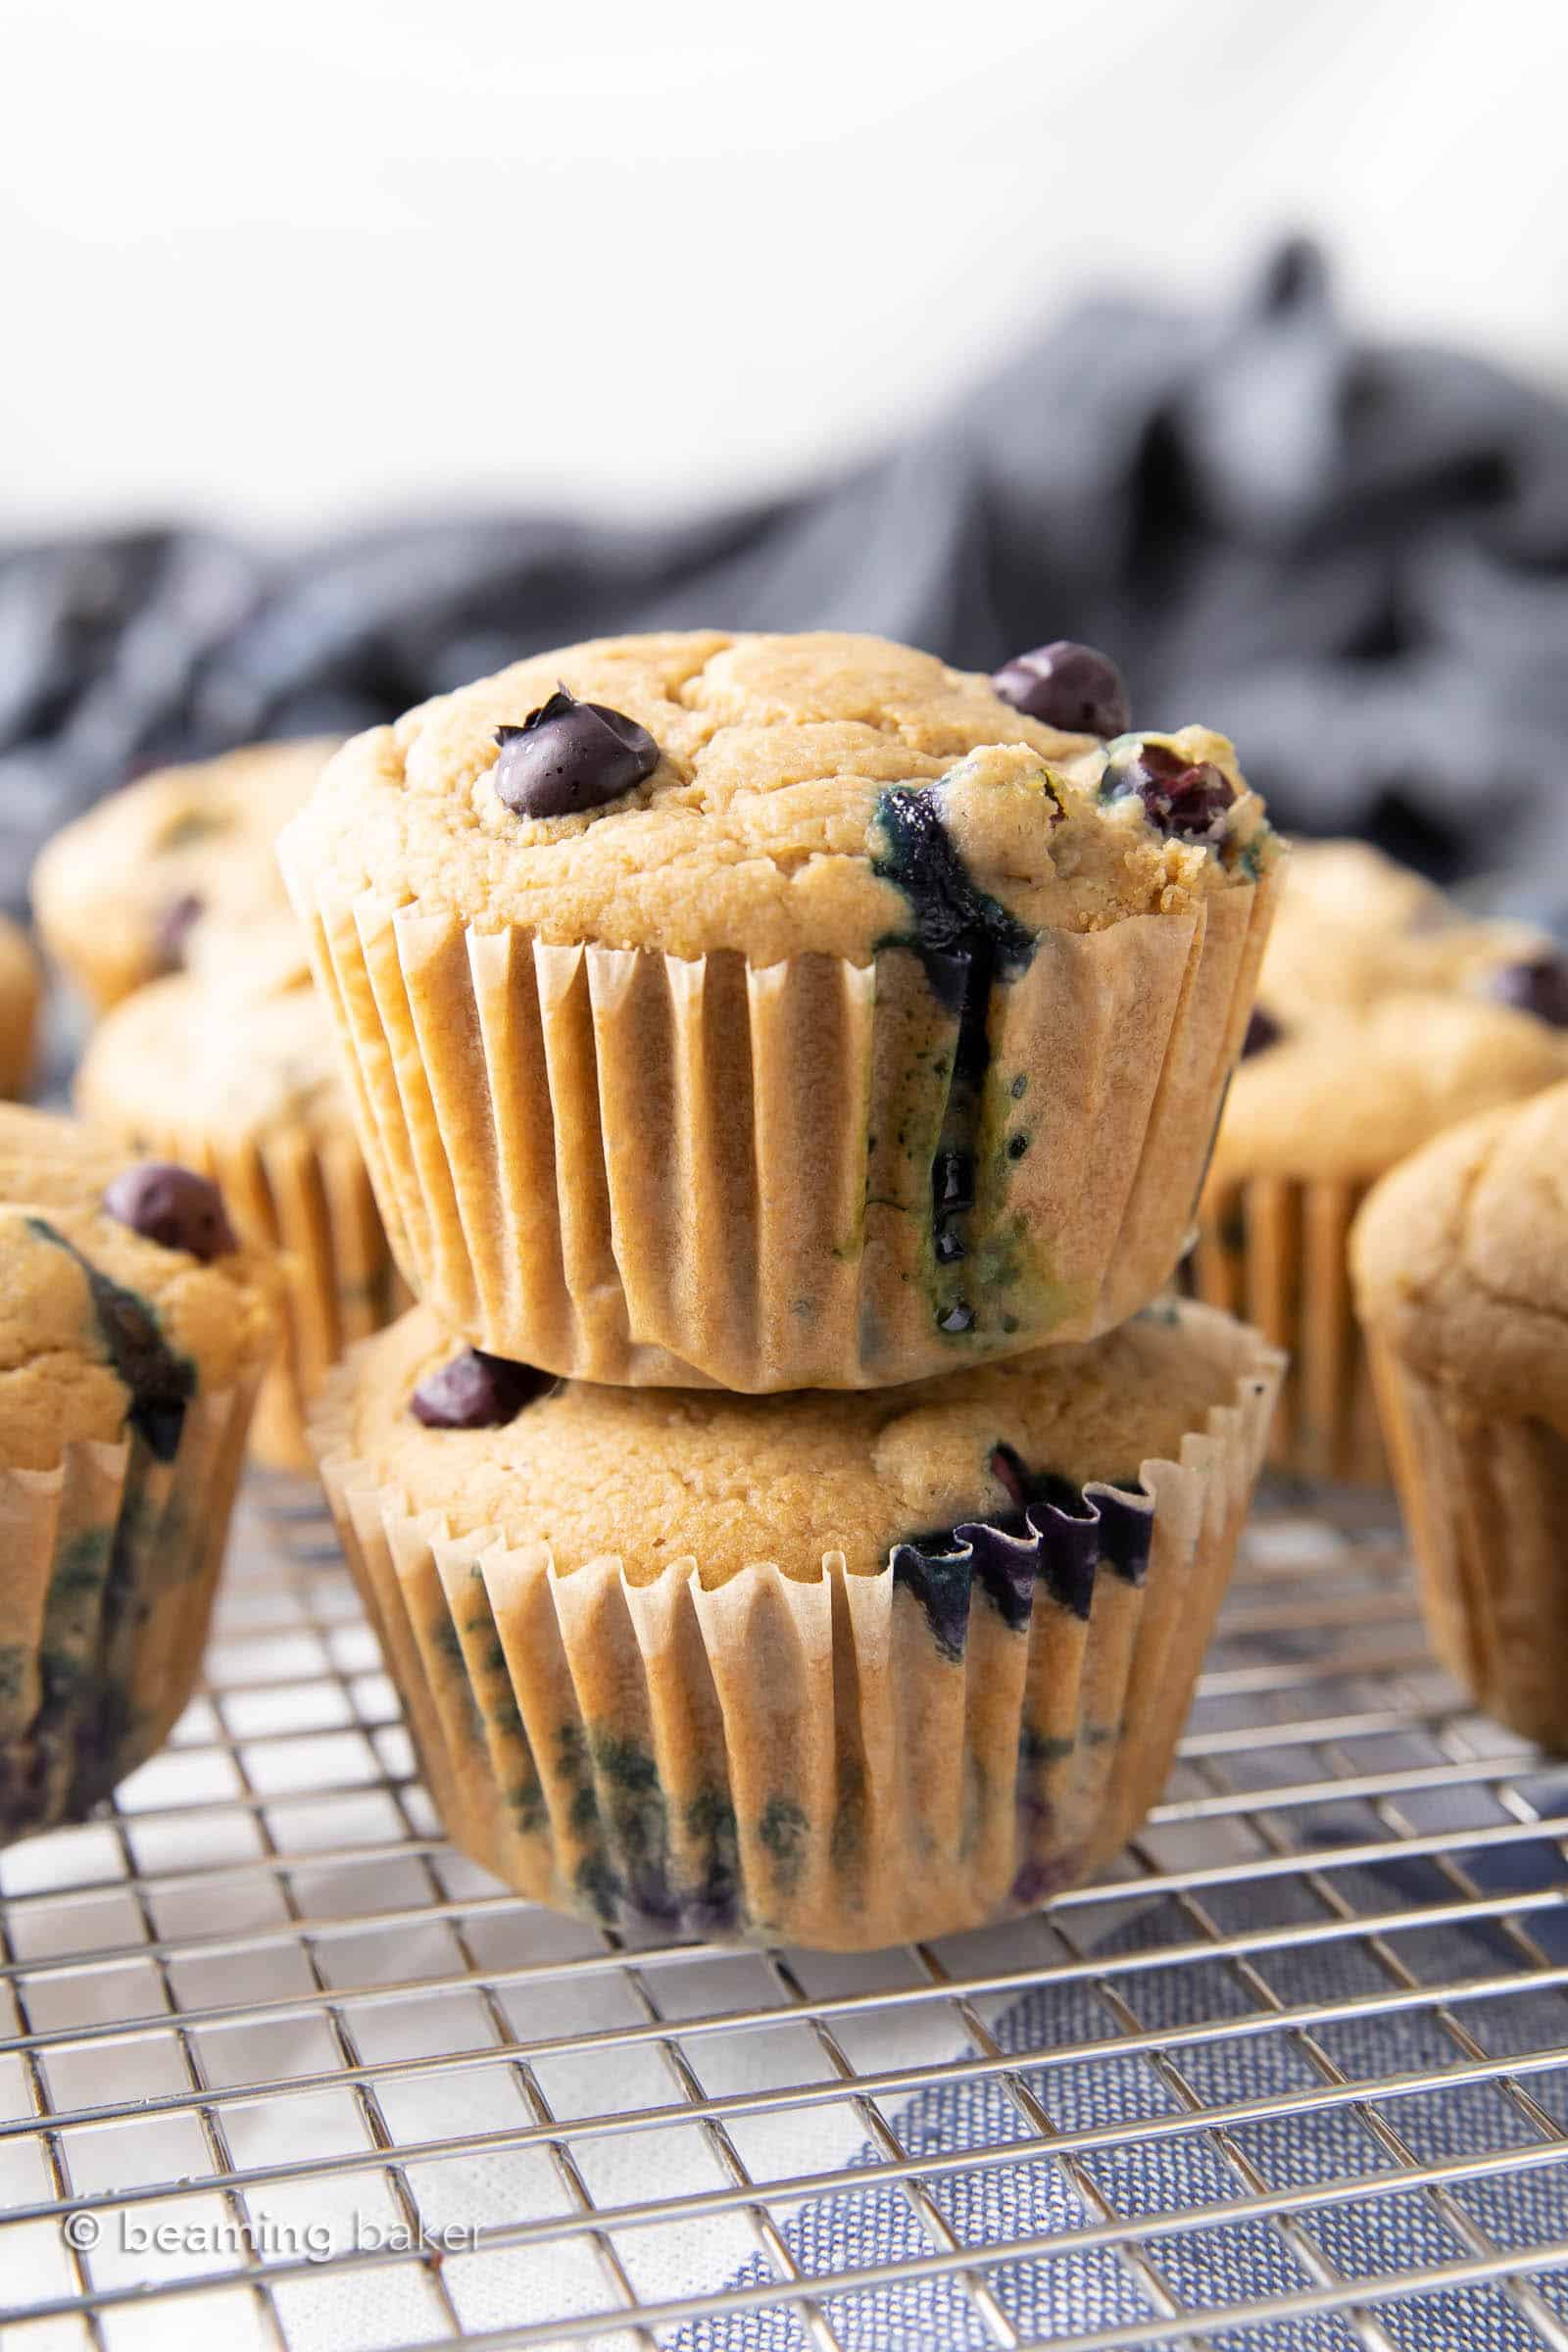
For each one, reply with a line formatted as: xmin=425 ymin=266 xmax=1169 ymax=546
xmin=891 ymin=1455 xmax=1154 ymax=1663
xmin=872 ymin=786 xmax=1039 ymax=1333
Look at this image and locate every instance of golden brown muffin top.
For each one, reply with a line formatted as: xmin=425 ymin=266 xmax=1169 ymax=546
xmin=1352 ymin=1080 xmax=1568 ymax=1431
xmin=1219 ymin=839 xmax=1568 ymax=1180
xmin=32 ymin=739 xmax=337 ymax=1011
xmin=76 ymin=918 xmax=353 ymax=1148
xmin=1213 ymin=995 xmax=1568 ymax=1183
xmin=0 ymin=1104 xmax=277 ymax=1469
xmin=318 ymin=1298 xmax=1266 ymax=1587
xmin=281 ymin=631 xmax=1274 ymax=966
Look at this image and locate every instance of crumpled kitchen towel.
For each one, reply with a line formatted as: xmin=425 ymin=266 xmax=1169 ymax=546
xmin=4 ymin=239 xmax=1568 ymax=917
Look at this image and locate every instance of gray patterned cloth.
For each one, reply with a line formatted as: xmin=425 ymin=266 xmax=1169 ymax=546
xmin=665 ymin=1861 xmax=1568 ymax=2351
xmin=4 ymin=240 xmax=1568 ymax=919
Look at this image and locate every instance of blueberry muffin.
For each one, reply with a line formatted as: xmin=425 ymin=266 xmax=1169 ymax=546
xmin=75 ymin=919 xmax=400 ymax=1470
xmin=311 ymin=1296 xmax=1280 ymax=1948
xmin=31 ymin=738 xmax=336 ymax=1013
xmin=1188 ymin=841 xmax=1568 ymax=1482
xmin=1354 ymin=1082 xmax=1568 ymax=1747
xmin=279 ymin=631 xmax=1280 ymax=1391
xmin=0 ymin=1105 xmax=278 ymax=1842
xmin=0 ymin=915 xmax=42 ymax=1100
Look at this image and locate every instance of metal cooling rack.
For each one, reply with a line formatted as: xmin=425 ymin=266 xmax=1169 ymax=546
xmin=4 ymin=1480 xmax=1568 ymax=2352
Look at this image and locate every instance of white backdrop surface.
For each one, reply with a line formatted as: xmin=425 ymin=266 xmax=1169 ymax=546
xmin=5 ymin=0 xmax=1566 ymax=531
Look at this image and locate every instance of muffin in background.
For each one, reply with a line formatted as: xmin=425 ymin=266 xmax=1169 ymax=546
xmin=31 ymin=738 xmax=337 ymax=1013
xmin=75 ymin=920 xmax=400 ymax=1470
xmin=280 ymin=629 xmax=1280 ymax=1393
xmin=0 ymin=916 xmax=41 ymax=1100
xmin=0 ymin=1104 xmax=277 ymax=1844
xmin=311 ymin=1296 xmax=1280 ymax=1950
xmin=1188 ymin=841 xmax=1568 ymax=1483
xmin=1354 ymin=1082 xmax=1568 ymax=1749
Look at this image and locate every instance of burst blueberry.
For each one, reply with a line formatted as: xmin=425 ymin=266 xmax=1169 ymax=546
xmin=1103 ymin=739 xmax=1236 ymax=841
xmin=991 ymin=641 xmax=1130 ymax=739
xmin=103 ymin=1161 xmax=237 ymax=1261
xmin=493 ymin=687 xmax=661 ymax=820
xmin=412 ymin=1348 xmax=555 ymax=1430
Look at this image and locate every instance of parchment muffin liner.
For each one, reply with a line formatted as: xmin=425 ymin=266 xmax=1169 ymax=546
xmin=0 ymin=1376 xmax=262 ymax=1845
xmin=1365 ymin=1336 xmax=1568 ymax=1749
xmin=80 ymin=1110 xmax=403 ymax=1471
xmin=309 ymin=1307 xmax=1282 ymax=1949
xmin=0 ymin=955 xmax=40 ymax=1102
xmin=1187 ymin=1173 xmax=1387 ymax=1485
xmin=280 ymin=861 xmax=1280 ymax=1392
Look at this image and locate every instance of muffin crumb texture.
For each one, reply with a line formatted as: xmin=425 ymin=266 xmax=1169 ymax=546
xmin=332 ymin=1300 xmax=1256 ymax=1587
xmin=285 ymin=631 xmax=1273 ymax=964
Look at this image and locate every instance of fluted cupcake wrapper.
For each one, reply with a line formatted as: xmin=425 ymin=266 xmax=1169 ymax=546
xmin=279 ymin=860 xmax=1280 ymax=1392
xmin=310 ymin=1311 xmax=1282 ymax=1949
xmin=0 ymin=962 xmax=40 ymax=1103
xmin=92 ymin=1111 xmax=402 ymax=1471
xmin=1188 ymin=1172 xmax=1387 ymax=1485
xmin=1366 ymin=1337 xmax=1568 ymax=1750
xmin=0 ymin=1377 xmax=261 ymax=1844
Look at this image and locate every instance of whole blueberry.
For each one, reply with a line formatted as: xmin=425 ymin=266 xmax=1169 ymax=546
xmin=103 ymin=1162 xmax=237 ymax=1261
xmin=991 ymin=642 xmax=1130 ymax=739
xmin=492 ymin=688 xmax=661 ymax=820
xmin=1103 ymin=740 xmax=1236 ymax=841
xmin=411 ymin=1348 xmax=554 ymax=1430
xmin=1242 ymin=1005 xmax=1285 ymax=1058
xmin=1486 ymin=956 xmax=1568 ymax=1030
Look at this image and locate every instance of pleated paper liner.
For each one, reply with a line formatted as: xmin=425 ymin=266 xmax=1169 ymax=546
xmin=1366 ymin=1335 xmax=1568 ymax=1750
xmin=310 ymin=1303 xmax=1282 ymax=1950
xmin=0 ymin=953 xmax=40 ymax=1102
xmin=0 ymin=1376 xmax=261 ymax=1845
xmin=1186 ymin=1172 xmax=1387 ymax=1485
xmin=74 ymin=1106 xmax=404 ymax=1472
xmin=279 ymin=858 xmax=1280 ymax=1392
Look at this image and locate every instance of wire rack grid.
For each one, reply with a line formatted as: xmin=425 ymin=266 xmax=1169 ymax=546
xmin=3 ymin=1477 xmax=1568 ymax=2352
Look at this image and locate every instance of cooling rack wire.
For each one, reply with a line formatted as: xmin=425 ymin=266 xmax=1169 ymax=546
xmin=4 ymin=1476 xmax=1568 ymax=2352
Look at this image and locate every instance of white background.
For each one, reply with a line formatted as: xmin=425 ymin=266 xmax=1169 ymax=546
xmin=5 ymin=0 xmax=1566 ymax=534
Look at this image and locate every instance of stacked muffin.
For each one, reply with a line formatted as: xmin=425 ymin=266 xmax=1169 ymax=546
xmin=1189 ymin=841 xmax=1568 ymax=1482
xmin=282 ymin=629 xmax=1286 ymax=1948
xmin=34 ymin=743 xmax=403 ymax=1467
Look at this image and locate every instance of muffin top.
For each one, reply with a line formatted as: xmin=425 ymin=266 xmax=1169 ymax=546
xmin=280 ymin=632 xmax=1275 ymax=966
xmin=1352 ymin=1080 xmax=1568 ymax=1431
xmin=1269 ymin=840 xmax=1446 ymax=946
xmin=76 ymin=919 xmax=354 ymax=1147
xmin=319 ymin=1298 xmax=1267 ymax=1588
xmin=1215 ymin=838 xmax=1568 ymax=1181
xmin=0 ymin=1105 xmax=278 ymax=1470
xmin=32 ymin=739 xmax=337 ymax=1011
xmin=1214 ymin=995 xmax=1568 ymax=1182
xmin=1259 ymin=840 xmax=1549 ymax=1019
